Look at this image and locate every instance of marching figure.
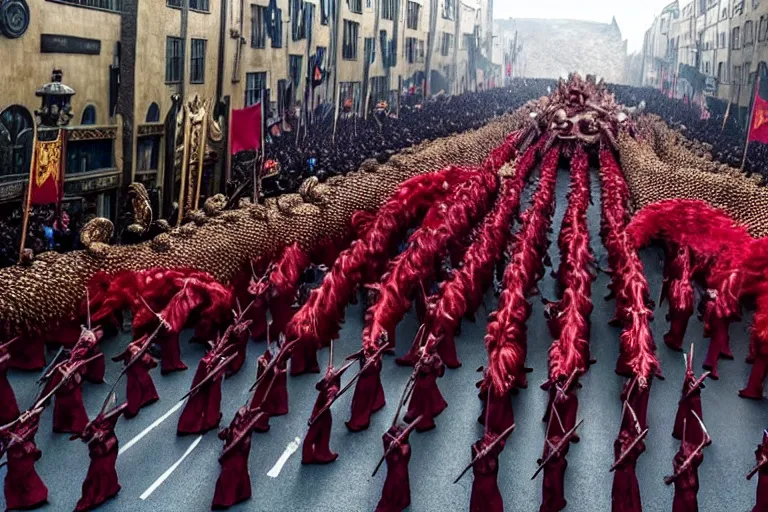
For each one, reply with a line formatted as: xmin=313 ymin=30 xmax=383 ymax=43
xmin=469 ymin=432 xmax=506 ymax=512
xmin=249 ymin=346 xmax=289 ymax=423
xmin=346 ymin=347 xmax=386 ymax=432
xmin=212 ymin=406 xmax=264 ymax=509
xmin=673 ymin=347 xmax=707 ymax=445
xmin=665 ymin=413 xmax=710 ymax=512
xmin=610 ymin=396 xmax=648 ymax=512
xmin=0 ymin=337 xmax=21 ymax=425
xmin=303 ymin=364 xmax=347 ymax=464
xmin=73 ymin=326 xmax=106 ymax=385
xmin=112 ymin=335 xmax=159 ymax=418
xmin=748 ymin=430 xmax=768 ymax=512
xmin=404 ymin=351 xmax=447 ymax=432
xmin=662 ymin=245 xmax=694 ymax=352
xmin=44 ymin=352 xmax=102 ymax=434
xmin=177 ymin=349 xmax=233 ymax=435
xmin=374 ymin=422 xmax=417 ymax=512
xmin=1 ymin=407 xmax=48 ymax=510
xmin=73 ymin=401 xmax=127 ymax=511
xmin=224 ymin=312 xmax=252 ymax=376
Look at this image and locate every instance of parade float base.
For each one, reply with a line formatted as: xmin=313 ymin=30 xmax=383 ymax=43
xmin=1 ymin=167 xmax=762 ymax=512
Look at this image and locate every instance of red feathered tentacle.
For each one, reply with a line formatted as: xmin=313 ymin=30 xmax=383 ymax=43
xmin=285 ymin=166 xmax=474 ymax=355
xmin=548 ymin=145 xmax=594 ymax=384
xmin=364 ymin=167 xmax=498 ymax=351
xmin=599 ymin=148 xmax=660 ymax=383
xmin=266 ymin=243 xmax=311 ymax=341
xmin=485 ymin=144 xmax=560 ymax=395
xmin=402 ymin=143 xmax=542 ymax=368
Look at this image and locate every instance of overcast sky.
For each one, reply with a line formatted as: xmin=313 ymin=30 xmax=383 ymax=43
xmin=494 ymin=0 xmax=681 ymax=54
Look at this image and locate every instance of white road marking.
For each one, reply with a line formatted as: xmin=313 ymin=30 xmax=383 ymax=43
xmin=119 ymin=401 xmax=184 ymax=456
xmin=139 ymin=435 xmax=203 ymax=500
xmin=267 ymin=437 xmax=301 ymax=478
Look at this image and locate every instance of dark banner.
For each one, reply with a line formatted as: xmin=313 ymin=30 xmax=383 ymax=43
xmin=40 ymin=34 xmax=101 ymax=55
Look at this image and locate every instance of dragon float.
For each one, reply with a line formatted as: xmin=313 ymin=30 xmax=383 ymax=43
xmin=1 ymin=75 xmax=767 ymax=511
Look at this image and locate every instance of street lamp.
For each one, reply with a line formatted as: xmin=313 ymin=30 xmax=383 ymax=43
xmin=35 ymin=69 xmax=76 ymax=127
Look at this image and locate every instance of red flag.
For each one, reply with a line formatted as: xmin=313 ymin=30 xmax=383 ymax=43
xmin=230 ymin=102 xmax=263 ymax=155
xmin=749 ymin=79 xmax=768 ymax=143
xmin=30 ymin=133 xmax=64 ymax=206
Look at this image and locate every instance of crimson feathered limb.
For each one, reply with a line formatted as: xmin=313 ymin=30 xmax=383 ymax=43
xmin=485 ymin=144 xmax=560 ymax=399
xmin=399 ymin=142 xmax=542 ymax=369
xmin=256 ymin=243 xmax=310 ymax=342
xmin=363 ymin=167 xmax=498 ymax=353
xmin=284 ymin=167 xmax=478 ymax=375
xmin=286 ymin=131 xmax=524 ymax=375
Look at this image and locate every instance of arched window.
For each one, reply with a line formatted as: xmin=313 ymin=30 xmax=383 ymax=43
xmin=0 ymin=105 xmax=34 ymax=178
xmin=146 ymin=103 xmax=160 ymax=123
xmin=80 ymin=105 xmax=96 ymax=125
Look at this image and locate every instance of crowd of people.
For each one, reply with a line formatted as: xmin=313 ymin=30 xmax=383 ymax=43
xmin=1 ymin=80 xmax=553 ymax=268
xmin=611 ymin=85 xmax=768 ymax=181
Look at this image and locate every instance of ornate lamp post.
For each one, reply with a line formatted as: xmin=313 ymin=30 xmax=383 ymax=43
xmin=35 ymin=69 xmax=76 ymax=127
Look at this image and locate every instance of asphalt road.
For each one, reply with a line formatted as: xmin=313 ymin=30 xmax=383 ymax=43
xmin=2 ymin=165 xmax=765 ymax=512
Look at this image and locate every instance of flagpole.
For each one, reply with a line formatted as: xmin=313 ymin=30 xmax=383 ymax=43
xmin=741 ymin=76 xmax=760 ymax=172
xmin=256 ymin=89 xmax=266 ymax=203
xmin=18 ymin=122 xmax=38 ymax=263
xmin=332 ymin=81 xmax=341 ymax=144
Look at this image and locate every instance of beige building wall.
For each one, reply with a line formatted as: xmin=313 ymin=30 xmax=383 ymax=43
xmin=0 ymin=1 xmax=121 ymax=125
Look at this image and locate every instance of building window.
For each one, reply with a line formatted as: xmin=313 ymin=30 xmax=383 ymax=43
xmin=251 ymin=4 xmax=267 ymax=48
xmin=705 ymin=61 xmax=710 ymax=74
xmin=320 ymin=0 xmax=329 ymax=24
xmin=745 ymin=21 xmax=754 ymax=46
xmin=292 ymin=0 xmax=311 ymax=41
xmin=440 ymin=32 xmax=453 ymax=56
xmin=137 ymin=137 xmax=160 ymax=172
xmin=348 ymin=0 xmax=362 ymax=14
xmin=721 ymin=7 xmax=727 ymax=19
xmin=0 ymin=106 xmax=34 ymax=179
xmin=50 ymin=0 xmax=122 ymax=11
xmin=167 ymin=0 xmax=208 ymax=10
xmin=289 ymin=55 xmax=303 ymax=88
xmin=761 ymin=16 xmax=768 ymax=42
xmin=190 ymin=0 xmax=209 ymax=11
xmin=245 ymin=72 xmax=267 ymax=106
xmin=80 ymin=105 xmax=96 ymax=125
xmin=272 ymin=8 xmax=283 ymax=48
xmin=734 ymin=65 xmax=742 ymax=84
xmin=146 ymin=103 xmax=161 ymax=123
xmin=382 ymin=0 xmax=396 ymax=20
xmin=745 ymin=61 xmax=752 ymax=84
xmin=407 ymin=1 xmax=420 ymax=30
xmin=720 ymin=32 xmax=726 ymax=48
xmin=732 ymin=26 xmax=741 ymax=49
xmin=343 ymin=20 xmax=359 ymax=60
xmin=190 ymin=39 xmax=206 ymax=84
xmin=443 ymin=0 xmax=455 ymax=20
xmin=718 ymin=62 xmax=726 ymax=82
xmin=165 ymin=37 xmax=183 ymax=83
xmin=277 ymin=79 xmax=289 ymax=114
xmin=366 ymin=0 xmax=371 ymax=7
xmin=364 ymin=37 xmax=375 ymax=64
xmin=406 ymin=37 xmax=425 ymax=63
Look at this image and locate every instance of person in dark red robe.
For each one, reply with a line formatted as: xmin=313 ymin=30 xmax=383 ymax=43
xmin=112 ymin=337 xmax=159 ymax=418
xmin=7 ymin=333 xmax=46 ymax=371
xmin=302 ymin=367 xmax=344 ymax=464
xmin=1 ymin=408 xmax=48 ymax=510
xmin=376 ymin=424 xmax=413 ymax=512
xmin=250 ymin=349 xmax=289 ymax=417
xmin=673 ymin=358 xmax=706 ymax=444
xmin=177 ymin=351 xmax=225 ymax=435
xmin=158 ymin=330 xmax=188 ymax=375
xmin=72 ymin=327 xmax=106 ymax=385
xmin=542 ymin=380 xmax=579 ymax=443
xmin=45 ymin=359 xmax=91 ymax=434
xmin=404 ymin=353 xmax=447 ymax=432
xmin=346 ymin=349 xmax=385 ymax=432
xmin=225 ymin=318 xmax=252 ymax=377
xmin=611 ymin=429 xmax=645 ymax=512
xmin=212 ymin=406 xmax=260 ymax=509
xmin=478 ymin=380 xmax=515 ymax=437
xmin=0 ymin=337 xmax=20 ymax=425
xmin=669 ymin=439 xmax=704 ymax=512
xmin=470 ymin=433 xmax=504 ymax=512
xmin=750 ymin=431 xmax=768 ymax=512
xmin=539 ymin=433 xmax=569 ymax=512
xmin=74 ymin=403 xmax=127 ymax=511
xmin=290 ymin=339 xmax=321 ymax=376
